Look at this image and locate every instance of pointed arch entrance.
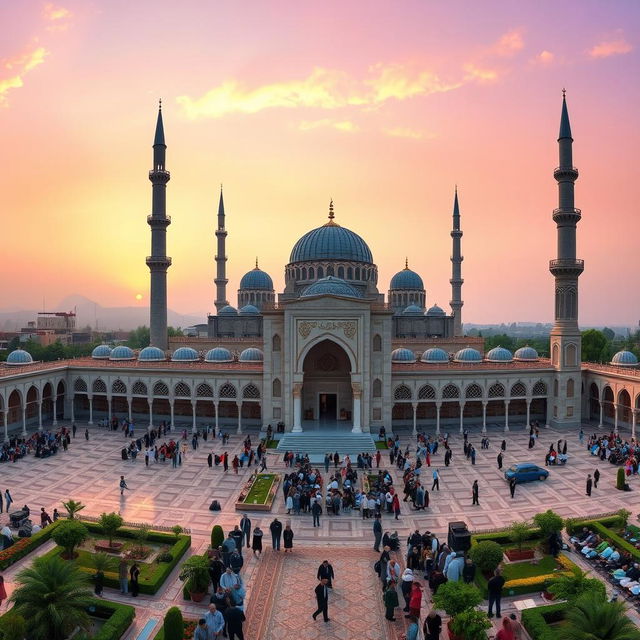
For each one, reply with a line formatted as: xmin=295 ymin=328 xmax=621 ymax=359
xmin=301 ymin=339 xmax=353 ymax=430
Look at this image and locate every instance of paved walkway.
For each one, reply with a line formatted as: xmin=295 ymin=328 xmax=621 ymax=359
xmin=0 ymin=422 xmax=638 ymax=638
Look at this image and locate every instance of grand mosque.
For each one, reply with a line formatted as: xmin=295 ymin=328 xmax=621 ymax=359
xmin=1 ymin=95 xmax=639 ymax=443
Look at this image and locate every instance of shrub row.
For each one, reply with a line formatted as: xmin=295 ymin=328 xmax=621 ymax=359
xmin=0 ymin=519 xmax=64 ymax=570
xmin=91 ymin=600 xmax=136 ymax=640
xmin=521 ymin=602 xmax=568 ymax=640
xmin=470 ymin=528 xmax=544 ymax=546
xmin=564 ymin=515 xmax=623 ymax=536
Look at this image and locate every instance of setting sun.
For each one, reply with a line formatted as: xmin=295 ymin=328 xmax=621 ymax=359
xmin=135 ymin=294 xmax=143 ymax=301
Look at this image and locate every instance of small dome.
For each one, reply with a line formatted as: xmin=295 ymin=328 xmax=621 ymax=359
xmin=239 ymin=304 xmax=260 ymax=316
xmin=138 ymin=346 xmax=166 ymax=361
xmin=485 ymin=346 xmax=513 ymax=362
xmin=239 ymin=267 xmax=274 ymax=291
xmin=421 ymin=348 xmax=449 ymax=363
xmin=91 ymin=345 xmax=112 ymax=359
xmin=391 ymin=348 xmax=416 ymax=363
xmin=171 ymin=347 xmax=200 ymax=362
xmin=218 ymin=305 xmax=238 ymax=316
xmin=425 ymin=305 xmax=446 ymax=317
xmin=6 ymin=349 xmax=34 ymax=365
xmin=611 ymin=350 xmax=638 ymax=367
xmin=402 ymin=304 xmax=424 ymax=316
xmin=109 ymin=346 xmax=135 ymax=361
xmin=302 ymin=276 xmax=361 ymax=299
xmin=390 ymin=266 xmax=424 ymax=291
xmin=514 ymin=346 xmax=539 ymax=361
xmin=239 ymin=348 xmax=263 ymax=362
xmin=205 ymin=347 xmax=234 ymax=363
xmin=454 ymin=347 xmax=482 ymax=363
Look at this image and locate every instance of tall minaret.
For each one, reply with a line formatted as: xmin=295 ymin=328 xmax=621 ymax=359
xmin=450 ymin=187 xmax=464 ymax=336
xmin=146 ymin=101 xmax=172 ymax=350
xmin=214 ymin=187 xmax=229 ymax=312
xmin=549 ymin=90 xmax=584 ymax=427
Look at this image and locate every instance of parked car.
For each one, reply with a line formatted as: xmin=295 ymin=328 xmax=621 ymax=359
xmin=504 ymin=463 xmax=549 ymax=483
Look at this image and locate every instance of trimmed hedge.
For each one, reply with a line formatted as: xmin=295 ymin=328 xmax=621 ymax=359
xmin=41 ymin=523 xmax=191 ymax=595
xmin=153 ymin=618 xmax=198 ymax=640
xmin=0 ymin=519 xmax=64 ymax=570
xmin=521 ymin=603 xmax=568 ymax=640
xmin=565 ymin=515 xmax=623 ymax=536
xmin=470 ymin=528 xmax=544 ymax=546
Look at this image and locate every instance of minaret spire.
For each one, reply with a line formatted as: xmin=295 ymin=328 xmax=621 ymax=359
xmin=146 ymin=101 xmax=172 ymax=350
xmin=549 ymin=89 xmax=584 ymax=427
xmin=450 ymin=186 xmax=464 ymax=336
xmin=214 ymin=186 xmax=229 ymax=312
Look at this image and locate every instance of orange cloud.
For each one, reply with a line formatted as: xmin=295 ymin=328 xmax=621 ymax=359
xmin=492 ymin=29 xmax=524 ymax=56
xmin=366 ymin=63 xmax=461 ymax=102
xmin=589 ymin=37 xmax=632 ymax=58
xmin=534 ymin=50 xmax=555 ymax=65
xmin=299 ymin=119 xmax=359 ymax=132
xmin=0 ymin=47 xmax=48 ymax=105
xmin=43 ymin=3 xmax=72 ymax=31
xmin=463 ymin=63 xmax=498 ymax=83
xmin=383 ymin=127 xmax=433 ymax=140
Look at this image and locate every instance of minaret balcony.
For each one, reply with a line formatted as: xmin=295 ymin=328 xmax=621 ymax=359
xmin=148 ymin=169 xmax=171 ymax=183
xmin=552 ymin=208 xmax=581 ymax=223
xmin=553 ymin=166 xmax=578 ymax=180
xmin=549 ymin=258 xmax=584 ymax=276
xmin=147 ymin=215 xmax=172 ymax=227
xmin=146 ymin=256 xmax=172 ymax=269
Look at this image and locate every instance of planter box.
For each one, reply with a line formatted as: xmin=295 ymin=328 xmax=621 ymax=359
xmin=95 ymin=541 xmax=124 ymax=553
xmin=235 ymin=473 xmax=281 ymax=512
xmin=505 ymin=548 xmax=536 ymax=561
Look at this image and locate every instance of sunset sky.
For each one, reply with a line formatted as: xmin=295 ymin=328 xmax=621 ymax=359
xmin=1 ymin=1 xmax=639 ymax=326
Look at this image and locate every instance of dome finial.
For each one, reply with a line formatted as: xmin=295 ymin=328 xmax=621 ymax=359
xmin=255 ymin=256 xmax=259 ymax=269
xmin=328 ymin=199 xmax=334 ymax=221
xmin=562 ymin=87 xmax=566 ymax=99
xmin=405 ymin=256 xmax=409 ymax=269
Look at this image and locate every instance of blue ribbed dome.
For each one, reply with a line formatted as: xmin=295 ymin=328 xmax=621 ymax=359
xmin=239 ymin=304 xmax=260 ymax=316
xmin=6 ymin=349 xmax=34 ymax=365
xmin=171 ymin=347 xmax=199 ymax=362
xmin=239 ymin=267 xmax=273 ymax=291
xmin=138 ymin=346 xmax=166 ymax=361
xmin=454 ymin=347 xmax=482 ymax=363
xmin=205 ymin=347 xmax=233 ymax=363
xmin=514 ymin=346 xmax=539 ymax=361
xmin=302 ymin=276 xmax=361 ymax=299
xmin=239 ymin=348 xmax=263 ymax=362
xmin=290 ymin=220 xmax=372 ymax=264
xmin=91 ymin=345 xmax=112 ymax=359
xmin=109 ymin=346 xmax=135 ymax=361
xmin=611 ymin=350 xmax=638 ymax=367
xmin=390 ymin=267 xmax=424 ymax=290
xmin=391 ymin=348 xmax=416 ymax=363
xmin=218 ymin=305 xmax=238 ymax=316
xmin=402 ymin=304 xmax=424 ymax=316
xmin=421 ymin=348 xmax=449 ymax=363
xmin=425 ymin=305 xmax=446 ymax=317
xmin=485 ymin=346 xmax=513 ymax=362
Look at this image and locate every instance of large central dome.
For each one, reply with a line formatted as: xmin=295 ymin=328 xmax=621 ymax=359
xmin=289 ymin=202 xmax=373 ymax=264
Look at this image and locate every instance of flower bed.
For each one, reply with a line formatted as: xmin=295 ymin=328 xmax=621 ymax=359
xmin=41 ymin=522 xmax=190 ymax=595
xmin=521 ymin=602 xmax=568 ymax=640
xmin=235 ymin=473 xmax=280 ymax=511
xmin=0 ymin=519 xmax=64 ymax=570
xmin=152 ymin=618 xmax=197 ymax=639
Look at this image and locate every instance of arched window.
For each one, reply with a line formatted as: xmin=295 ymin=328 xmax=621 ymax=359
xmin=309 ymin=267 xmax=315 ymax=279
xmin=242 ymin=384 xmax=260 ymax=399
xmin=465 ymin=384 xmax=483 ymax=399
xmin=153 ymin=382 xmax=169 ymax=396
xmin=442 ymin=384 xmax=459 ymax=399
xmin=317 ymin=266 xmax=324 ymax=278
xmin=418 ymin=385 xmax=436 ymax=400
xmin=74 ymin=378 xmax=87 ymax=393
xmin=272 ymin=378 xmax=281 ymax=397
xmin=219 ymin=383 xmax=237 ymax=399
xmin=510 ymin=382 xmax=526 ymax=397
xmin=272 ymin=334 xmax=281 ymax=352
xmin=132 ymin=381 xmax=148 ymax=396
xmin=111 ymin=379 xmax=126 ymax=394
xmin=565 ymin=343 xmax=577 ymax=367
xmin=488 ymin=383 xmax=505 ymax=398
xmin=355 ymin=267 xmax=361 ymax=280
xmin=327 ymin=265 xmax=334 ymax=276
xmin=566 ymin=378 xmax=574 ymax=398
xmin=552 ymin=344 xmax=559 ymax=366
xmin=302 ymin=267 xmax=307 ymax=280
xmin=338 ymin=266 xmax=344 ymax=278
xmin=533 ymin=381 xmax=547 ymax=396
xmin=393 ymin=385 xmax=412 ymax=400
xmin=174 ymin=382 xmax=191 ymax=397
xmin=373 ymin=379 xmax=382 ymax=398
xmin=373 ymin=334 xmax=382 ymax=352
xmin=196 ymin=383 xmax=213 ymax=397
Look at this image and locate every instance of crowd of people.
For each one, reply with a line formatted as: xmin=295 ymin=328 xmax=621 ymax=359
xmin=0 ymin=426 xmax=73 ymax=463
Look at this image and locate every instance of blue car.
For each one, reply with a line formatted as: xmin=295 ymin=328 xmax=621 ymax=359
xmin=504 ymin=463 xmax=549 ymax=483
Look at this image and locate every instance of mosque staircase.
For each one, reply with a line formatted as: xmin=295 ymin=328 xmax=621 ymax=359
xmin=276 ymin=431 xmax=377 ymax=463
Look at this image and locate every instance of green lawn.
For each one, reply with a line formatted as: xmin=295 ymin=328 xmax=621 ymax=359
xmin=375 ymin=440 xmax=389 ymax=450
xmin=502 ymin=554 xmax=558 ymax=580
xmin=265 ymin=439 xmax=279 ymax=449
xmin=244 ymin=474 xmax=277 ymax=504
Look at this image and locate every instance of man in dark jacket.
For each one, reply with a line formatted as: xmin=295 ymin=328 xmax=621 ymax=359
xmin=312 ymin=578 xmax=330 ymax=622
xmin=311 ymin=500 xmax=322 ymax=528
xmin=487 ymin=568 xmax=505 ymax=618
xmin=229 ymin=550 xmax=243 ymax=574
xmin=270 ymin=518 xmax=283 ymax=550
xmin=317 ymin=560 xmax=335 ymax=588
xmin=373 ymin=514 xmax=382 ymax=552
xmin=239 ymin=514 xmax=251 ymax=547
xmin=462 ymin=558 xmax=476 ymax=583
xmin=230 ymin=526 xmax=244 ymax=556
xmin=224 ymin=604 xmax=246 ymax=640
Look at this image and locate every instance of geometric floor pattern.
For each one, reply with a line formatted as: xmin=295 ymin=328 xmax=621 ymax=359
xmin=1 ymin=421 xmax=638 ymax=638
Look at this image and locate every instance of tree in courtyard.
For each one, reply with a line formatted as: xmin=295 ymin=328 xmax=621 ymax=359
xmin=582 ymin=329 xmax=608 ymax=362
xmin=9 ymin=555 xmax=93 ymax=640
xmin=51 ymin=520 xmax=89 ymax=559
xmin=61 ymin=498 xmax=86 ymax=520
xmin=0 ymin=613 xmax=27 ymax=640
xmin=468 ymin=541 xmax=503 ymax=573
xmin=547 ymin=566 xmax=606 ymax=602
xmin=508 ymin=520 xmax=531 ymax=553
xmin=98 ymin=512 xmax=124 ymax=547
xmin=163 ymin=606 xmax=184 ymax=640
xmin=532 ymin=510 xmax=564 ymax=537
xmin=563 ymin=591 xmax=640 ymax=640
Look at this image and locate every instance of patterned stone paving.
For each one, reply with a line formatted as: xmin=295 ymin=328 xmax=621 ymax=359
xmin=1 ymin=421 xmax=639 ymax=638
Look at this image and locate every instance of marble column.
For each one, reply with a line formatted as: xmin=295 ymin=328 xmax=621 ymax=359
xmin=632 ymin=409 xmax=637 ymax=442
xmin=38 ymin=401 xmax=43 ymax=430
xmin=88 ymin=396 xmax=93 ymax=425
xmin=2 ymin=410 xmax=8 ymax=442
xmin=435 ymin=403 xmax=441 ymax=435
xmin=292 ymin=384 xmax=303 ymax=433
xmin=52 ymin=398 xmax=58 ymax=426
xmin=411 ymin=402 xmax=418 ymax=437
xmin=128 ymin=397 xmax=133 ymax=423
xmin=214 ymin=401 xmax=219 ymax=435
xmin=599 ymin=402 xmax=604 ymax=428
xmin=504 ymin=400 xmax=510 ymax=432
xmin=169 ymin=399 xmax=175 ymax=430
xmin=192 ymin=400 xmax=198 ymax=433
xmin=614 ymin=405 xmax=619 ymax=434
xmin=459 ymin=401 xmax=464 ymax=434
xmin=236 ymin=401 xmax=242 ymax=434
xmin=108 ymin=396 xmax=112 ymax=422
xmin=148 ymin=399 xmax=154 ymax=429
xmin=482 ymin=401 xmax=487 ymax=433
xmin=71 ymin=395 xmax=75 ymax=423
xmin=352 ymin=385 xmax=362 ymax=433
xmin=525 ymin=399 xmax=531 ymax=429
xmin=21 ymin=404 xmax=26 ymax=436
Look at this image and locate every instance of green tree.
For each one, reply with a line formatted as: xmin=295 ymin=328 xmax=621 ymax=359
xmin=171 ymin=525 xmax=184 ymax=539
xmin=179 ymin=555 xmax=211 ymax=595
xmin=126 ymin=326 xmax=150 ymax=348
xmin=617 ymin=468 xmax=626 ymax=490
xmin=508 ymin=521 xmax=531 ymax=552
xmin=61 ymin=498 xmax=86 ymax=519
xmin=98 ymin=512 xmax=124 ymax=547
xmin=432 ymin=581 xmax=482 ymax=617
xmin=449 ymin=608 xmax=491 ymax=640
xmin=163 ymin=606 xmax=184 ymax=640
xmin=602 ymin=327 xmax=615 ymax=341
xmin=563 ymin=591 xmax=640 ymax=640
xmin=51 ymin=520 xmax=89 ymax=559
xmin=468 ymin=541 xmax=503 ymax=572
xmin=547 ymin=566 xmax=606 ymax=602
xmin=167 ymin=326 xmax=184 ymax=337
xmin=533 ymin=510 xmax=564 ymax=537
xmin=0 ymin=613 xmax=27 ymax=640
xmin=211 ymin=525 xmax=224 ymax=549
xmin=9 ymin=555 xmax=94 ymax=640
xmin=582 ymin=329 xmax=608 ymax=362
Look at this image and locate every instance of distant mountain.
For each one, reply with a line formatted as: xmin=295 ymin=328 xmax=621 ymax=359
xmin=0 ymin=295 xmax=205 ymax=332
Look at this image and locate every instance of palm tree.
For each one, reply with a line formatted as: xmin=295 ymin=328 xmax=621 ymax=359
xmin=10 ymin=555 xmax=94 ymax=640
xmin=61 ymin=498 xmax=86 ymax=520
xmin=563 ymin=592 xmax=640 ymax=640
xmin=547 ymin=566 xmax=605 ymax=601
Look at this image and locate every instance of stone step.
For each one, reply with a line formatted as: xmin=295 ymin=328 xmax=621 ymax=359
xmin=277 ymin=432 xmax=378 ymax=463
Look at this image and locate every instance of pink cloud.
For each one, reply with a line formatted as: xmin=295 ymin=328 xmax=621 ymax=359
xmin=491 ymin=29 xmax=525 ymax=56
xmin=0 ymin=47 xmax=48 ymax=105
xmin=589 ymin=37 xmax=633 ymax=58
